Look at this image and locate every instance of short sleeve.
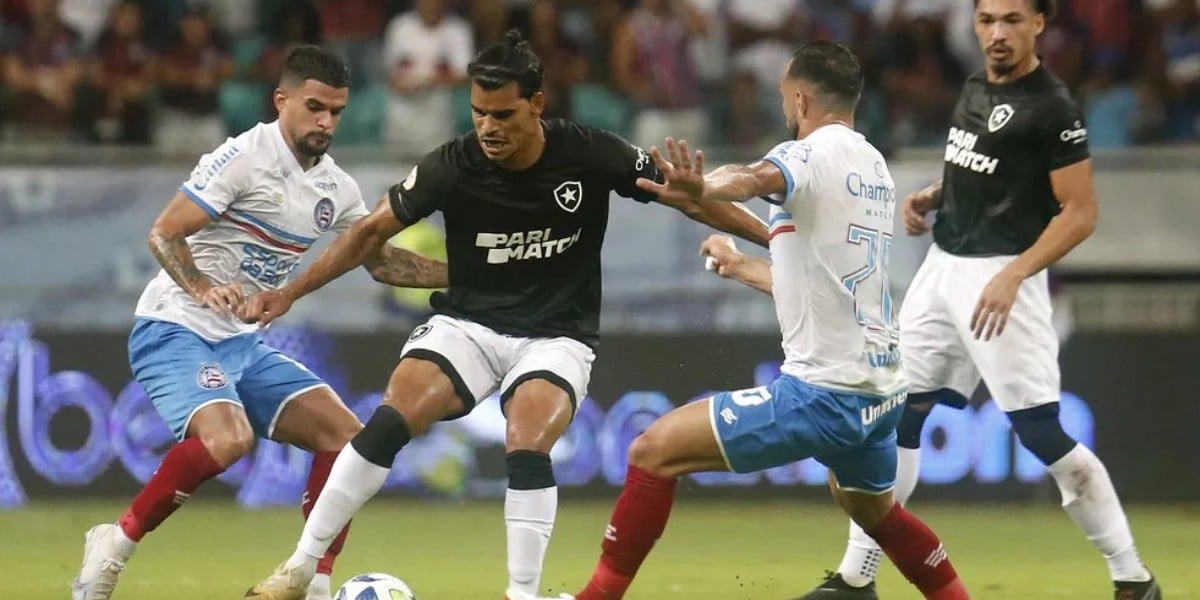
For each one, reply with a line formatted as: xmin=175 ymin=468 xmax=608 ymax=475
xmin=179 ymin=138 xmax=252 ymax=219
xmin=1042 ymin=96 xmax=1091 ymax=170
xmin=388 ymin=150 xmax=449 ymax=226
xmin=589 ymin=127 xmax=660 ymax=204
xmin=760 ymin=140 xmax=813 ymax=205
xmin=331 ymin=177 xmax=369 ymax=233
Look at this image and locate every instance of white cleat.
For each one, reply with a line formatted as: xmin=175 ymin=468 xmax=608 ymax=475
xmin=244 ymin=560 xmax=316 ymax=600
xmin=504 ymin=589 xmax=576 ymax=600
xmin=305 ymin=575 xmax=333 ymax=600
xmin=71 ymin=524 xmax=127 ymax=600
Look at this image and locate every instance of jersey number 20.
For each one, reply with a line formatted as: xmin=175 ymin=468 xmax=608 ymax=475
xmin=841 ymin=224 xmax=895 ymax=331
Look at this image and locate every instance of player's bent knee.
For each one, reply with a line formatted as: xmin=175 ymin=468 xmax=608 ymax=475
xmin=1009 ymin=403 xmax=1077 ymax=465
xmin=896 ymin=403 xmax=933 ymax=450
xmin=198 ymin=428 xmax=255 ymax=468
xmin=842 ymin=490 xmax=896 ymax=531
xmin=627 ymin=430 xmax=669 ymax=474
xmin=350 ymin=405 xmax=412 ymax=468
xmin=310 ymin=418 xmax=363 ymax=453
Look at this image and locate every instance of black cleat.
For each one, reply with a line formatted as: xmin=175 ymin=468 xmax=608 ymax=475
xmin=1114 ymin=573 xmax=1162 ymax=600
xmin=789 ymin=572 xmax=878 ymax=600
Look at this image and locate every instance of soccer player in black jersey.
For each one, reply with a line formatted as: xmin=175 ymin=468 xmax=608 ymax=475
xmin=798 ymin=2 xmax=1161 ymax=600
xmin=241 ymin=30 xmax=769 ymax=600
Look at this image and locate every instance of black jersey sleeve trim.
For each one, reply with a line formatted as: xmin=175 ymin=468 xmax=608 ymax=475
xmin=387 ymin=183 xmax=418 ymax=226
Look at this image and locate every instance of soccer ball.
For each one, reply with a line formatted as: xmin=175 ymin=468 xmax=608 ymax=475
xmin=335 ymin=573 xmax=417 ymax=600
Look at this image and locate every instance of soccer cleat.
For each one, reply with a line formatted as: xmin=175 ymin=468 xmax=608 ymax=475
xmin=1114 ymin=573 xmax=1162 ymax=600
xmin=504 ymin=590 xmax=575 ymax=600
xmin=306 ymin=578 xmax=333 ymax=600
xmin=244 ymin=561 xmax=316 ymax=600
xmin=789 ymin=571 xmax=879 ymax=599
xmin=71 ymin=524 xmax=128 ymax=600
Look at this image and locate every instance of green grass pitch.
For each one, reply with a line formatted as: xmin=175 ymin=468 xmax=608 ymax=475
xmin=4 ymin=499 xmax=1197 ymax=599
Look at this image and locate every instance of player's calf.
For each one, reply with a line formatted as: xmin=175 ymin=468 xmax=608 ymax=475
xmin=854 ymin=500 xmax=969 ymax=600
xmin=1010 ymin=404 xmax=1154 ymax=585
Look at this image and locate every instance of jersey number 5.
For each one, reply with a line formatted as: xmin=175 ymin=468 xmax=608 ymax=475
xmin=841 ymin=224 xmax=895 ymax=331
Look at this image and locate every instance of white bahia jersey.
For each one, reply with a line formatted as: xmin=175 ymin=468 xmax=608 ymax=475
xmin=761 ymin=124 xmax=905 ymax=396
xmin=135 ymin=121 xmax=369 ymax=340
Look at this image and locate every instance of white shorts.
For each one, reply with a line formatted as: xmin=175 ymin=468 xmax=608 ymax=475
xmin=899 ymin=244 xmax=1060 ymax=412
xmin=400 ymin=315 xmax=596 ymax=417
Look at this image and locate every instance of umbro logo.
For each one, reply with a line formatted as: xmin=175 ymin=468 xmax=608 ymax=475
xmin=924 ymin=544 xmax=948 ymax=568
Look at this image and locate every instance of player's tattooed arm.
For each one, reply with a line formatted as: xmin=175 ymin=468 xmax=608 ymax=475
xmin=148 ymin=192 xmax=219 ymax=300
xmin=287 ymin=198 xmax=406 ymax=300
xmin=672 ymin=199 xmax=769 ymax=248
xmin=364 ymin=245 xmax=448 ymax=288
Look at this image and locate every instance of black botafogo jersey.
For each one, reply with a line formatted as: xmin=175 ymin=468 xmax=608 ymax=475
xmin=934 ymin=65 xmax=1090 ymax=256
xmin=388 ymin=119 xmax=660 ymax=346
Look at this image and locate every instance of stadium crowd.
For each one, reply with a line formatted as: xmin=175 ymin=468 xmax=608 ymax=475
xmin=2 ymin=0 xmax=1198 ymax=155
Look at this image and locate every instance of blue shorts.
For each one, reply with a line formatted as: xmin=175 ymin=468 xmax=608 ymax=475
xmin=710 ymin=374 xmax=907 ymax=493
xmin=128 ymin=318 xmax=328 ymax=441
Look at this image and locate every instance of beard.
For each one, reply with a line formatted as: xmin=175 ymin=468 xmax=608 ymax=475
xmin=787 ymin=119 xmax=800 ymax=139
xmin=296 ymin=132 xmax=332 ymax=157
xmin=989 ymin=59 xmax=1017 ymax=77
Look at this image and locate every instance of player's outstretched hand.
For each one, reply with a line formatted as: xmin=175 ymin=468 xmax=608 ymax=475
xmin=636 ymin=137 xmax=705 ymax=204
xmin=700 ymin=234 xmax=742 ymax=278
xmin=901 ymin=190 xmax=934 ymax=236
xmin=971 ymin=269 xmax=1023 ymax=341
xmin=200 ymin=283 xmax=245 ymax=316
xmin=238 ymin=289 xmax=295 ymax=326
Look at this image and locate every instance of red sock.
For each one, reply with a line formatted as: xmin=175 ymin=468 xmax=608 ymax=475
xmin=118 ymin=437 xmax=225 ymax=541
xmin=305 ymin=451 xmax=353 ymax=576
xmin=576 ymin=465 xmax=677 ymax=600
xmin=868 ymin=504 xmax=969 ymax=600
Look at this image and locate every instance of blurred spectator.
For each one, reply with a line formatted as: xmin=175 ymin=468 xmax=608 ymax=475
xmin=726 ymin=0 xmax=805 ymax=89
xmin=1038 ymin=0 xmax=1090 ymax=90
xmin=1148 ymin=0 xmax=1200 ymax=140
xmin=155 ymin=8 xmax=232 ymax=152
xmin=1067 ymin=0 xmax=1135 ymax=75
xmin=528 ymin=0 xmax=586 ymax=119
xmin=316 ymin=0 xmax=386 ymax=86
xmin=79 ymin=0 xmax=153 ymax=144
xmin=381 ymin=0 xmax=472 ymax=151
xmin=2 ymin=0 xmax=85 ymax=141
xmin=470 ymin=0 xmax=510 ymax=49
xmin=879 ymin=14 xmax=962 ymax=146
xmin=611 ymin=0 xmax=707 ymax=148
xmin=57 ymin=0 xmax=118 ymax=49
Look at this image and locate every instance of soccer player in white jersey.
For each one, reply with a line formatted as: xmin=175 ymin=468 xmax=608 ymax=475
xmin=71 ymin=46 xmax=448 ymax=600
xmin=559 ymin=42 xmax=969 ymax=600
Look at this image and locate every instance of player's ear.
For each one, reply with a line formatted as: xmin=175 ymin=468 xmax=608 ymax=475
xmin=1033 ymin=12 xmax=1045 ymax=35
xmin=272 ymin=88 xmax=287 ymax=115
xmin=529 ymin=91 xmax=545 ymax=117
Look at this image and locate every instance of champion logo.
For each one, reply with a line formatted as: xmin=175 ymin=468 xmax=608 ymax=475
xmin=604 ymin=524 xmax=617 ymax=542
xmin=173 ymin=491 xmax=191 ymax=506
xmin=923 ymin=544 xmax=948 ymax=568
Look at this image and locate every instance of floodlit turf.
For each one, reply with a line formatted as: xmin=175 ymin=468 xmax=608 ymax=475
xmin=4 ymin=498 xmax=1197 ymax=599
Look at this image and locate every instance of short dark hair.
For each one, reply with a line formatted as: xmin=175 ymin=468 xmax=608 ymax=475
xmin=786 ymin=41 xmax=863 ymax=111
xmin=973 ymin=0 xmax=1057 ymax=20
xmin=467 ymin=29 xmax=544 ymax=99
xmin=280 ymin=45 xmax=351 ymax=89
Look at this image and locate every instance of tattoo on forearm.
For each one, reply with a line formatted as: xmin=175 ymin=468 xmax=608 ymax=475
xmin=149 ymin=232 xmax=208 ymax=298
xmin=371 ymin=246 xmax=449 ymax=288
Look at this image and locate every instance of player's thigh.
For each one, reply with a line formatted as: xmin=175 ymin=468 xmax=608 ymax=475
xmin=396 ymin=315 xmax=505 ymax=426
xmin=500 ymin=336 xmax=595 ymax=453
xmin=899 ymin=252 xmax=980 ymax=405
xmin=954 ymin=268 xmax=1061 ymax=412
xmin=819 ymin=435 xmax=899 ymax=499
xmin=628 ymin=398 xmax=728 ymax=478
xmin=235 ymin=342 xmax=351 ymax=446
xmin=708 ymin=376 xmax=861 ymax=475
xmin=128 ymin=318 xmax=249 ymax=443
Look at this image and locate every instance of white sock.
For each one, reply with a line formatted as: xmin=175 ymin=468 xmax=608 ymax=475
xmin=112 ymin=524 xmax=138 ymax=561
xmin=287 ymin=445 xmax=390 ymax=568
xmin=1047 ymin=444 xmax=1150 ymax=582
xmin=505 ymin=486 xmax=557 ymax=595
xmin=838 ymin=447 xmax=921 ymax=586
xmin=309 ymin=573 xmax=332 ymax=593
